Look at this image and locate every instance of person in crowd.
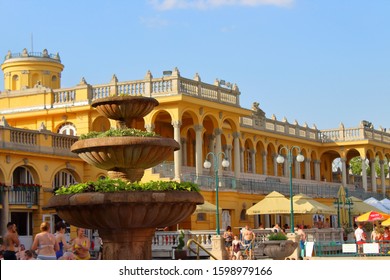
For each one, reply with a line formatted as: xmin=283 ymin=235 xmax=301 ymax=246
xmin=258 ymin=223 xmax=265 ymax=230
xmin=2 ymin=222 xmax=20 ymax=260
xmin=323 ymin=218 xmax=330 ymax=228
xmin=24 ymin=250 xmax=35 ymax=260
xmin=272 ymin=224 xmax=281 ymax=233
xmin=297 ymin=224 xmax=306 ymax=258
xmin=55 ymin=221 xmax=71 ymax=259
xmin=241 ymin=224 xmax=255 ymax=259
xmin=31 ymin=221 xmax=59 ymax=260
xmin=231 ymin=235 xmax=243 ymax=260
xmin=223 ymin=226 xmax=234 ymax=259
xmin=354 ymin=223 xmax=366 ymax=254
xmin=72 ymin=228 xmax=91 ymax=260
xmin=16 ymin=244 xmax=26 ymax=260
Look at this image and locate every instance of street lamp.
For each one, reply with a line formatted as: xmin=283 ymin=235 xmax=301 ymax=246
xmin=276 ymin=146 xmax=304 ymax=233
xmin=204 ymin=152 xmax=230 ymax=235
xmin=334 ymin=197 xmax=354 ymax=228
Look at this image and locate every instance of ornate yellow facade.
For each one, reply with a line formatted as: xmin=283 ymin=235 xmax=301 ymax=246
xmin=1 ymin=48 xmax=389 ymax=246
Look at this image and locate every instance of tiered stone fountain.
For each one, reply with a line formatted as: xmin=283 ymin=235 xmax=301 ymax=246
xmin=46 ymin=95 xmax=204 ymax=259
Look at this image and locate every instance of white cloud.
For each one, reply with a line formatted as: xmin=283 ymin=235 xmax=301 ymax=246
xmin=139 ymin=16 xmax=170 ymax=28
xmin=149 ymin=0 xmax=294 ymax=10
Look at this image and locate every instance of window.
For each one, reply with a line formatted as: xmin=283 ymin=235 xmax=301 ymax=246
xmin=53 ymin=170 xmax=76 ymax=190
xmin=196 ymin=213 xmax=206 ymax=221
xmin=11 ymin=212 xmax=33 ymax=236
xmin=58 ymin=122 xmax=77 ymax=136
xmin=12 ymin=166 xmax=34 ymax=185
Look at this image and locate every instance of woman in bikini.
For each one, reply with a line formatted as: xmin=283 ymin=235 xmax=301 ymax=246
xmin=55 ymin=221 xmax=71 ymax=259
xmin=72 ymin=228 xmax=91 ymax=260
xmin=31 ymin=222 xmax=59 ymax=260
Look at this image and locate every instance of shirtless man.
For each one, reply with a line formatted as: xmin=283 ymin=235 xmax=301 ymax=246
xmin=241 ymin=224 xmax=255 ymax=259
xmin=2 ymin=222 xmax=20 ymax=260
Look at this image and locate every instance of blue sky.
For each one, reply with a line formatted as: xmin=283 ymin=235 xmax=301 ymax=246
xmin=0 ymin=0 xmax=389 ymax=130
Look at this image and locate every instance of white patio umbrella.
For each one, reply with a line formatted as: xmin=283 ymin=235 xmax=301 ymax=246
xmin=380 ymin=198 xmax=390 ymax=211
xmin=364 ymin=197 xmax=390 ymax=214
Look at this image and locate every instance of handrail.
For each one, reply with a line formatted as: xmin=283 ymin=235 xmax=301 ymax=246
xmin=186 ymin=239 xmax=218 ymax=260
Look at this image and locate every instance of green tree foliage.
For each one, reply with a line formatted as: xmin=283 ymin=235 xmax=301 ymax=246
xmin=349 ymin=156 xmax=389 ymax=177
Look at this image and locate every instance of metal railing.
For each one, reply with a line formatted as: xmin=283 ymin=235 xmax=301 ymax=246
xmin=187 ymin=239 xmax=217 ymax=260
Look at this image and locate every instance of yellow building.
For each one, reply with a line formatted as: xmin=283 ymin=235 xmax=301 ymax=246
xmin=1 ymin=48 xmax=389 ymax=246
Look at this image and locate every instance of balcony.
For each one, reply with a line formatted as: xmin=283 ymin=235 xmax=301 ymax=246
xmin=0 ymin=184 xmax=40 ymax=208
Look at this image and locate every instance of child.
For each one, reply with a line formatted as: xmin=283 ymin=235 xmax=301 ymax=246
xmin=231 ymin=235 xmax=243 ymax=260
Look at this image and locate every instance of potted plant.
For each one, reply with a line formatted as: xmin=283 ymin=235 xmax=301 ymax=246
xmin=257 ymin=232 xmax=298 ymax=260
xmin=173 ymin=230 xmax=187 ymax=260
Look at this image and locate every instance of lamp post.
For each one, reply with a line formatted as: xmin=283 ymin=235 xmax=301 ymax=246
xmin=333 ymin=196 xmax=354 ymax=228
xmin=276 ymin=146 xmax=304 ymax=233
xmin=333 ymin=198 xmax=341 ymax=228
xmin=204 ymin=152 xmax=230 ymax=235
xmin=345 ymin=197 xmax=353 ymax=228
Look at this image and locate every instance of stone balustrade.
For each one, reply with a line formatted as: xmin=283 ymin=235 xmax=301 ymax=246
xmin=0 ymin=124 xmax=78 ymax=157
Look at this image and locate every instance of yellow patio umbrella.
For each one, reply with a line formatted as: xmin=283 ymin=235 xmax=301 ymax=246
xmin=293 ymin=193 xmax=336 ymax=214
xmin=355 ymin=211 xmax=390 ymax=223
xmin=246 ymin=191 xmax=291 ymax=215
xmin=382 ymin=218 xmax=390 ymax=226
xmin=194 ymin=200 xmax=221 ymax=214
xmin=349 ymin=196 xmax=383 ymax=216
xmin=336 ymin=185 xmax=348 ymax=225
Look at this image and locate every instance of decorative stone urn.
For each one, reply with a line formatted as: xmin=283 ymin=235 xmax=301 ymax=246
xmin=46 ymin=95 xmax=204 ymax=259
xmin=257 ymin=240 xmax=298 ymax=260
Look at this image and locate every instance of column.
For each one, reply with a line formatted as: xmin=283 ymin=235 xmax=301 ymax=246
xmin=305 ymin=158 xmax=311 ymax=180
xmin=380 ymin=160 xmax=386 ymax=196
xmin=370 ymin=159 xmax=377 ymax=192
xmin=181 ymin=138 xmax=187 ymax=166
xmin=273 ymin=154 xmax=278 ymax=176
xmin=314 ymin=160 xmax=321 ymax=181
xmin=214 ymin=128 xmax=222 ymax=176
xmin=227 ymin=145 xmax=233 ymax=171
xmin=240 ymin=148 xmax=244 ymax=172
xmin=361 ymin=158 xmax=368 ymax=191
xmin=233 ymin=132 xmax=241 ymax=179
xmin=251 ymin=149 xmax=256 ymax=174
xmin=1 ymin=188 xmax=9 ymax=236
xmin=194 ymin=125 xmax=203 ymax=178
xmin=145 ymin=123 xmax=155 ymax=132
xmin=172 ymin=121 xmax=182 ymax=181
xmin=341 ymin=158 xmax=347 ymax=187
xmin=261 ymin=151 xmax=267 ymax=175
xmin=294 ymin=158 xmax=301 ymax=179
xmin=206 ymin=133 xmax=215 ymax=173
xmin=284 ymin=157 xmax=288 ymax=178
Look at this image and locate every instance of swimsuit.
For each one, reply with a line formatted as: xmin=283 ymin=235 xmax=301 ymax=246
xmin=56 ymin=241 xmax=64 ymax=259
xmin=3 ymin=250 xmax=17 ymax=260
xmin=37 ymin=254 xmax=57 ymax=260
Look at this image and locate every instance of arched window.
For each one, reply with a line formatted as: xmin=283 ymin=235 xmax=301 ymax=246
xmin=51 ymin=75 xmax=57 ymax=88
xmin=58 ymin=122 xmax=77 ymax=136
xmin=12 ymin=166 xmax=34 ymax=185
xmin=12 ymin=75 xmax=19 ymax=90
xmin=53 ymin=170 xmax=76 ymax=190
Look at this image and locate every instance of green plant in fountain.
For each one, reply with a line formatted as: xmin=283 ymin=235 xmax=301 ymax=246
xmin=55 ymin=178 xmax=200 ymax=195
xmin=177 ymin=230 xmax=185 ymax=250
xmin=267 ymin=232 xmax=288 ymax=241
xmin=79 ymin=128 xmax=157 ymax=140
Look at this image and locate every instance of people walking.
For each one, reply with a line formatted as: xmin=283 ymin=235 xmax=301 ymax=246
xmin=223 ymin=226 xmax=234 ymax=259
